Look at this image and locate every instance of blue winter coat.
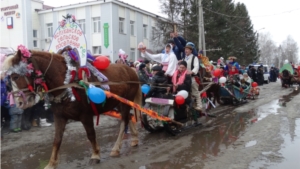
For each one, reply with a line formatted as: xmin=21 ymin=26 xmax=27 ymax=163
xmin=162 ymin=36 xmax=198 ymax=60
xmin=1 ymin=79 xmax=7 ymax=106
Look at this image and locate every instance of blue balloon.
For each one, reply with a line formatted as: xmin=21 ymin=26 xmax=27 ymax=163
xmin=141 ymin=84 xmax=150 ymax=94
xmin=88 ymin=87 xmax=106 ymax=104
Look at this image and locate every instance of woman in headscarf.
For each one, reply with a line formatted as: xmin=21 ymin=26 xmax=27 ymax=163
xmin=140 ymin=44 xmax=178 ymax=78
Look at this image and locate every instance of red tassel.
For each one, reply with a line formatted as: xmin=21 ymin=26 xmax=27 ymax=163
xmin=90 ymin=101 xmax=100 ymax=126
xmin=41 ymin=82 xmax=48 ymax=91
xmin=28 ymin=85 xmax=34 ymax=92
xmin=71 ymin=87 xmax=81 ymax=101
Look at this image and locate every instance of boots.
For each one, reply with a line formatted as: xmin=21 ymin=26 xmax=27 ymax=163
xmin=40 ymin=118 xmax=52 ymax=127
xmin=32 ymin=119 xmax=38 ymax=127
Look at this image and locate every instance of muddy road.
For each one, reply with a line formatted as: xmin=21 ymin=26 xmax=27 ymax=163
xmin=1 ymin=82 xmax=300 ymax=169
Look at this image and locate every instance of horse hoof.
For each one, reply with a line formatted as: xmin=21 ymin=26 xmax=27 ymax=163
xmin=131 ymin=140 xmax=139 ymax=147
xmin=89 ymin=159 xmax=100 ymax=165
xmin=110 ymin=151 xmax=120 ymax=157
xmin=44 ymin=165 xmax=56 ymax=169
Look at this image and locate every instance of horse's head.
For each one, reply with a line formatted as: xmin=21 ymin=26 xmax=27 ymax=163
xmin=2 ymin=49 xmax=38 ymax=109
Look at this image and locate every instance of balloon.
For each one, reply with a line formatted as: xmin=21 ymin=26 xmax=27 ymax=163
xmin=141 ymin=84 xmax=150 ymax=94
xmin=177 ymin=90 xmax=188 ymax=99
xmin=88 ymin=87 xmax=106 ymax=104
xmin=93 ymin=56 xmax=110 ymax=70
xmin=213 ymin=69 xmax=222 ymax=77
xmin=175 ymin=95 xmax=185 ymax=105
xmin=252 ymin=82 xmax=258 ymax=87
xmin=219 ymin=77 xmax=227 ymax=83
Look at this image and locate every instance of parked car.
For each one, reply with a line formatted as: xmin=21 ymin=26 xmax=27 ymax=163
xmin=253 ymin=64 xmax=270 ymax=84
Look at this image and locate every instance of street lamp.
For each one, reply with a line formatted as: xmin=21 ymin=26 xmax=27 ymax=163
xmin=257 ymin=27 xmax=265 ymax=32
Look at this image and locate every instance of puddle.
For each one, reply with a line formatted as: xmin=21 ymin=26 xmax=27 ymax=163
xmin=256 ymin=100 xmax=280 ymax=121
xmin=249 ymin=119 xmax=300 ymax=169
xmin=245 ymin=140 xmax=257 ymax=148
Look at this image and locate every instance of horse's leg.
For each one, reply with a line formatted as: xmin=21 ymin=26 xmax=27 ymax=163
xmin=44 ymin=114 xmax=67 ymax=169
xmin=110 ymin=121 xmax=125 ymax=157
xmin=128 ymin=120 xmax=139 ymax=147
xmin=81 ymin=115 xmax=101 ymax=165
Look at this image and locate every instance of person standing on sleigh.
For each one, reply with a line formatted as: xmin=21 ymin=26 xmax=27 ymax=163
xmin=140 ymin=43 xmax=178 ymax=82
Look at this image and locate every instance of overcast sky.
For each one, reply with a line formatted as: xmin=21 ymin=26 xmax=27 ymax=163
xmin=44 ymin=0 xmax=300 ymax=57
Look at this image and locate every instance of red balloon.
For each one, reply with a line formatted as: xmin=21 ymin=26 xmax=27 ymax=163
xmin=213 ymin=69 xmax=221 ymax=77
xmin=175 ymin=95 xmax=185 ymax=105
xmin=93 ymin=56 xmax=110 ymax=70
xmin=252 ymin=82 xmax=258 ymax=87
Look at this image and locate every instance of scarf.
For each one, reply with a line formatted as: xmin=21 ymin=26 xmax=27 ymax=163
xmin=172 ymin=70 xmax=187 ymax=92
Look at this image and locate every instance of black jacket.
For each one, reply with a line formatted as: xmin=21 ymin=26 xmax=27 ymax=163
xmin=176 ymin=74 xmax=192 ymax=93
xmin=146 ymin=71 xmax=168 ymax=97
xmin=138 ymin=70 xmax=150 ymax=84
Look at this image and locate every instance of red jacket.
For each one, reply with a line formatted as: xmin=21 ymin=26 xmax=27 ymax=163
xmin=229 ymin=69 xmax=239 ymax=75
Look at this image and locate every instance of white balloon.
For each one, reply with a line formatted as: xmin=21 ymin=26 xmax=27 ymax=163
xmin=177 ymin=90 xmax=189 ymax=99
xmin=284 ymin=60 xmax=289 ymax=64
xmin=219 ymin=77 xmax=227 ymax=83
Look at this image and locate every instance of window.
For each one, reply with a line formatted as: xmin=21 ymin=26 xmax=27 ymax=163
xmin=78 ymin=19 xmax=85 ymax=33
xmin=130 ymin=21 xmax=134 ymax=36
xmin=92 ymin=17 xmax=101 ymax=33
xmin=151 ymin=27 xmax=156 ymax=38
xmin=93 ymin=46 xmax=101 ymax=54
xmin=143 ymin=24 xmax=148 ymax=38
xmin=119 ymin=18 xmax=125 ymax=34
xmin=33 ymin=40 xmax=37 ymax=47
xmin=130 ymin=48 xmax=135 ymax=60
xmin=46 ymin=23 xmax=53 ymax=37
xmin=33 ymin=30 xmax=37 ymax=38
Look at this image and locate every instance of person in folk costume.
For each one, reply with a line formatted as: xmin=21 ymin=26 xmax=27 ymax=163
xmin=182 ymin=42 xmax=202 ymax=111
xmin=225 ymin=56 xmax=240 ymax=73
xmin=116 ymin=49 xmax=130 ymax=66
xmin=140 ymin=43 xmax=178 ymax=81
xmin=172 ymin=61 xmax=192 ymax=93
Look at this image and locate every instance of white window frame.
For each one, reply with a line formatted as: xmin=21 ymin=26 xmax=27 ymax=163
xmin=143 ymin=24 xmax=148 ymax=38
xmin=130 ymin=48 xmax=135 ymax=61
xmin=130 ymin=20 xmax=135 ymax=36
xmin=92 ymin=17 xmax=101 ymax=33
xmin=78 ymin=19 xmax=86 ymax=33
xmin=33 ymin=30 xmax=38 ymax=38
xmin=46 ymin=23 xmax=53 ymax=38
xmin=119 ymin=17 xmax=125 ymax=34
xmin=33 ymin=40 xmax=38 ymax=48
xmin=93 ymin=46 xmax=101 ymax=54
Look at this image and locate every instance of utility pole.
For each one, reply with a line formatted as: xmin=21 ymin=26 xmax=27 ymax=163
xmin=198 ymin=0 xmax=203 ymax=53
xmin=201 ymin=8 xmax=206 ymax=56
xmin=198 ymin=0 xmax=206 ymax=56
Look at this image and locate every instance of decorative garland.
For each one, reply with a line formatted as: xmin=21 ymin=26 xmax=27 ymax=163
xmin=62 ymin=52 xmax=76 ymax=101
xmin=86 ymin=62 xmax=110 ymax=90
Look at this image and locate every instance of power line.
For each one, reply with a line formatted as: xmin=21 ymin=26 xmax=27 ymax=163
xmin=203 ymin=7 xmax=300 ymax=18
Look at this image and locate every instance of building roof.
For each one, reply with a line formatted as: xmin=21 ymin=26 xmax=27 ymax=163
xmin=37 ymin=0 xmax=168 ymax=21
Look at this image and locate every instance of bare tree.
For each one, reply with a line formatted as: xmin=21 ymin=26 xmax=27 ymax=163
xmin=258 ymin=32 xmax=277 ymax=66
xmin=280 ymin=36 xmax=299 ymax=65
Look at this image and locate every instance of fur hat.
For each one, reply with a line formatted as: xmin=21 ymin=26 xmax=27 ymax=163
xmin=139 ymin=63 xmax=146 ymax=70
xmin=228 ymin=56 xmax=237 ymax=60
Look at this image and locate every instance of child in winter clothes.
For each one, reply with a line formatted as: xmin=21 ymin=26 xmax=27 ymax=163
xmin=9 ymin=104 xmax=23 ymax=132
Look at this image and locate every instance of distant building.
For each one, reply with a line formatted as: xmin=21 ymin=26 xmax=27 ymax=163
xmin=0 ymin=0 xmax=166 ymax=62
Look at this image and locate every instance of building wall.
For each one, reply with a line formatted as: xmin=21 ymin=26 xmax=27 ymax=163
xmin=0 ymin=0 xmax=163 ymax=62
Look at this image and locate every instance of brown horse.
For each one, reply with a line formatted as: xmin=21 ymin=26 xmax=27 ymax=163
xmin=2 ymin=50 xmax=142 ymax=169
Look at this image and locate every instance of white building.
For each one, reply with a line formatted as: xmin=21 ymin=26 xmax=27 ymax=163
xmin=0 ymin=0 xmax=166 ymax=62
